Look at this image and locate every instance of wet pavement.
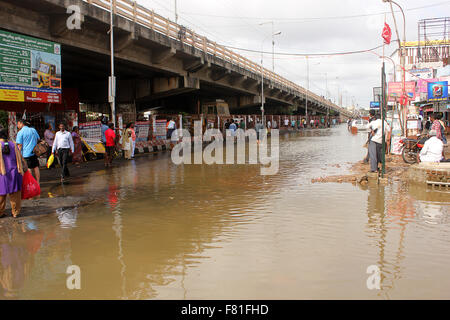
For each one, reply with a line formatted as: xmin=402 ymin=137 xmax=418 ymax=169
xmin=0 ymin=125 xmax=449 ymax=300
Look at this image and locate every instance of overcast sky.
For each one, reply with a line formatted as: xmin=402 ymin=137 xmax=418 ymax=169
xmin=137 ymin=0 xmax=449 ymax=109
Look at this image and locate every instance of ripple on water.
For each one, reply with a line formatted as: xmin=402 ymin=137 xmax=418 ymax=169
xmin=1 ymin=126 xmax=450 ymax=299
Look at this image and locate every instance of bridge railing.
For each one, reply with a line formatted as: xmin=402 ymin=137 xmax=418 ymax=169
xmin=85 ymin=0 xmax=348 ymax=114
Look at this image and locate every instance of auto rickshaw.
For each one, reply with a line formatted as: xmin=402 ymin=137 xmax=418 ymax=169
xmin=37 ymin=61 xmax=59 ymax=88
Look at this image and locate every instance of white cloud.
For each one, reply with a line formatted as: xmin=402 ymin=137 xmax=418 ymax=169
xmin=137 ymin=0 xmax=447 ymax=108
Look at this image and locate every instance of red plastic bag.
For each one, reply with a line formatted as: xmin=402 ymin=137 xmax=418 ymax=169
xmin=21 ymin=170 xmax=41 ymax=200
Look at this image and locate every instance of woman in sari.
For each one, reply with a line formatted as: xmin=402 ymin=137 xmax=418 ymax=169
xmin=0 ymin=128 xmax=24 ymax=218
xmin=71 ymin=127 xmax=83 ymax=166
xmin=123 ymin=123 xmax=133 ymax=160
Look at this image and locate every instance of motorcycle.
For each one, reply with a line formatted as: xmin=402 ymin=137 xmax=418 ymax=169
xmin=400 ymin=134 xmax=428 ymax=164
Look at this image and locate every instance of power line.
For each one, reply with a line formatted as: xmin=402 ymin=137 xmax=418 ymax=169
xmin=140 ymin=0 xmax=236 ymax=46
xmin=223 ymin=44 xmax=386 ymax=57
xmin=179 ymin=1 xmax=450 ymax=23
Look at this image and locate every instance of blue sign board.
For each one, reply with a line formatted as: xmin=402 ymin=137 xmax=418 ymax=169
xmin=370 ymin=101 xmax=380 ymax=109
xmin=427 ymin=81 xmax=448 ymax=102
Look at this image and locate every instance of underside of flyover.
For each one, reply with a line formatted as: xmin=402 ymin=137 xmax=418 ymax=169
xmin=0 ymin=0 xmax=339 ymax=118
xmin=62 ymin=44 xmax=296 ymax=115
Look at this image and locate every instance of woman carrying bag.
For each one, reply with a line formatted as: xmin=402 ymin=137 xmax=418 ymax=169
xmin=0 ymin=128 xmax=25 ymax=218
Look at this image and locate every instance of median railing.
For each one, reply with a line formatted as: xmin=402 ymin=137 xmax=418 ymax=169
xmin=84 ymin=0 xmax=348 ymax=115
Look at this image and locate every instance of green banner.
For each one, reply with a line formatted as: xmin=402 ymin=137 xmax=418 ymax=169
xmin=0 ymin=30 xmax=60 ymax=54
xmin=0 ymin=45 xmax=30 ymax=59
xmin=0 ymin=55 xmax=31 ymax=67
xmin=0 ymin=64 xmax=31 ymax=76
xmin=0 ymin=30 xmax=61 ymax=97
xmin=0 ymin=74 xmax=31 ymax=85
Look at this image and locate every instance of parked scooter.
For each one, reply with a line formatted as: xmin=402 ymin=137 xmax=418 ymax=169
xmin=400 ymin=134 xmax=428 ymax=164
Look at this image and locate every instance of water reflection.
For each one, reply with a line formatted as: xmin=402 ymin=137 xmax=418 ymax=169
xmin=365 ymin=179 xmax=450 ymax=299
xmin=56 ymin=208 xmax=79 ymax=229
xmin=0 ymin=126 xmax=449 ymax=299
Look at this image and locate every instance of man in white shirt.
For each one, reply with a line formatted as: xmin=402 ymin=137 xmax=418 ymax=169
xmin=368 ymin=115 xmax=391 ymax=173
xmin=167 ymin=118 xmax=176 ymax=140
xmin=284 ymin=118 xmax=289 ymax=127
xmin=52 ymin=123 xmax=74 ymax=181
xmin=419 ymin=130 xmax=444 ymax=163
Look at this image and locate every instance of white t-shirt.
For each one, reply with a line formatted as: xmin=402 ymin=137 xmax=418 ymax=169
xmin=369 ymin=119 xmax=390 ymax=144
xmin=167 ymin=120 xmax=176 ymax=129
xmin=284 ymin=119 xmax=289 ymax=126
xmin=420 ymin=136 xmax=444 ymax=163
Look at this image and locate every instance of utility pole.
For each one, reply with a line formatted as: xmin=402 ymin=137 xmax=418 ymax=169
xmin=109 ymin=0 xmax=116 ymax=128
xmin=381 ymin=62 xmax=387 ymax=177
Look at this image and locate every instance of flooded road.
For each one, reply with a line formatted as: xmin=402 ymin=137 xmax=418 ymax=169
xmin=1 ymin=125 xmax=449 ymax=300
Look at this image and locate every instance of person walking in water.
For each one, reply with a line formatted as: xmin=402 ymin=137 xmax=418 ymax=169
xmin=71 ymin=126 xmax=83 ymax=166
xmin=104 ymin=123 xmax=116 ymax=168
xmin=52 ymin=123 xmax=74 ymax=182
xmin=255 ymin=121 xmax=264 ymax=144
xmin=44 ymin=123 xmax=55 ymax=169
xmin=130 ymin=122 xmax=136 ymax=159
xmin=229 ymin=119 xmax=237 ymax=137
xmin=368 ymin=114 xmax=390 ymax=173
xmin=16 ymin=119 xmax=40 ymax=184
xmin=123 ymin=123 xmax=133 ymax=160
xmin=0 ymin=128 xmax=24 ymax=218
xmin=167 ymin=118 xmax=177 ymax=141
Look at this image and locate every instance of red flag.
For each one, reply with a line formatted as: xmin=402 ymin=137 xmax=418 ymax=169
xmin=382 ymin=23 xmax=392 ymax=45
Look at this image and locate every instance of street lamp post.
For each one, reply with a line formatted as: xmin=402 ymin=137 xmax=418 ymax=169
xmin=260 ymin=31 xmax=281 ymax=125
xmin=305 ymin=56 xmax=309 ymax=124
xmin=259 ymin=21 xmax=279 ymax=72
xmin=175 ymin=0 xmax=178 ymax=24
xmin=383 ymin=0 xmax=406 ymax=132
xmin=109 ymin=0 xmax=116 ymax=128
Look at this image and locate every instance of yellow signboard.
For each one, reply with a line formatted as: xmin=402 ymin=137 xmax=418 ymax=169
xmin=402 ymin=39 xmax=450 ymax=47
xmin=0 ymin=89 xmax=24 ymax=102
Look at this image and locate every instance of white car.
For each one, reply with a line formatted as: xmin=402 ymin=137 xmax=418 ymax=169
xmin=351 ymin=119 xmax=370 ymax=131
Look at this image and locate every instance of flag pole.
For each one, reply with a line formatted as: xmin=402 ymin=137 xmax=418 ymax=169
xmin=381 ymin=14 xmax=387 ymax=178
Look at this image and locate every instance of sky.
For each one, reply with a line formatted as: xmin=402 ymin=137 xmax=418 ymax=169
xmin=137 ymin=0 xmax=449 ymax=109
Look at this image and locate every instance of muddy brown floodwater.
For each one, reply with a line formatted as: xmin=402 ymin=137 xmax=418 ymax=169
xmin=0 ymin=125 xmax=449 ymax=300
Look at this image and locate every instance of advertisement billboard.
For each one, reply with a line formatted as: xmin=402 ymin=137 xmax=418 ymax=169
xmin=427 ymin=81 xmax=449 ymax=102
xmin=154 ymin=120 xmax=167 ymax=140
xmin=135 ymin=121 xmax=150 ymax=140
xmin=417 ymin=78 xmax=438 ymax=93
xmin=407 ymin=68 xmax=433 ymax=82
xmin=0 ymin=30 xmax=62 ymax=103
xmin=387 ymin=82 xmax=416 ymax=102
xmin=370 ymin=101 xmax=380 ymax=109
xmin=373 ymin=87 xmax=382 ymax=102
xmin=79 ymin=121 xmax=105 ymax=154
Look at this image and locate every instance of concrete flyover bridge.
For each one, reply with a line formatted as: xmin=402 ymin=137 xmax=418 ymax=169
xmin=0 ymin=0 xmax=352 ymax=118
